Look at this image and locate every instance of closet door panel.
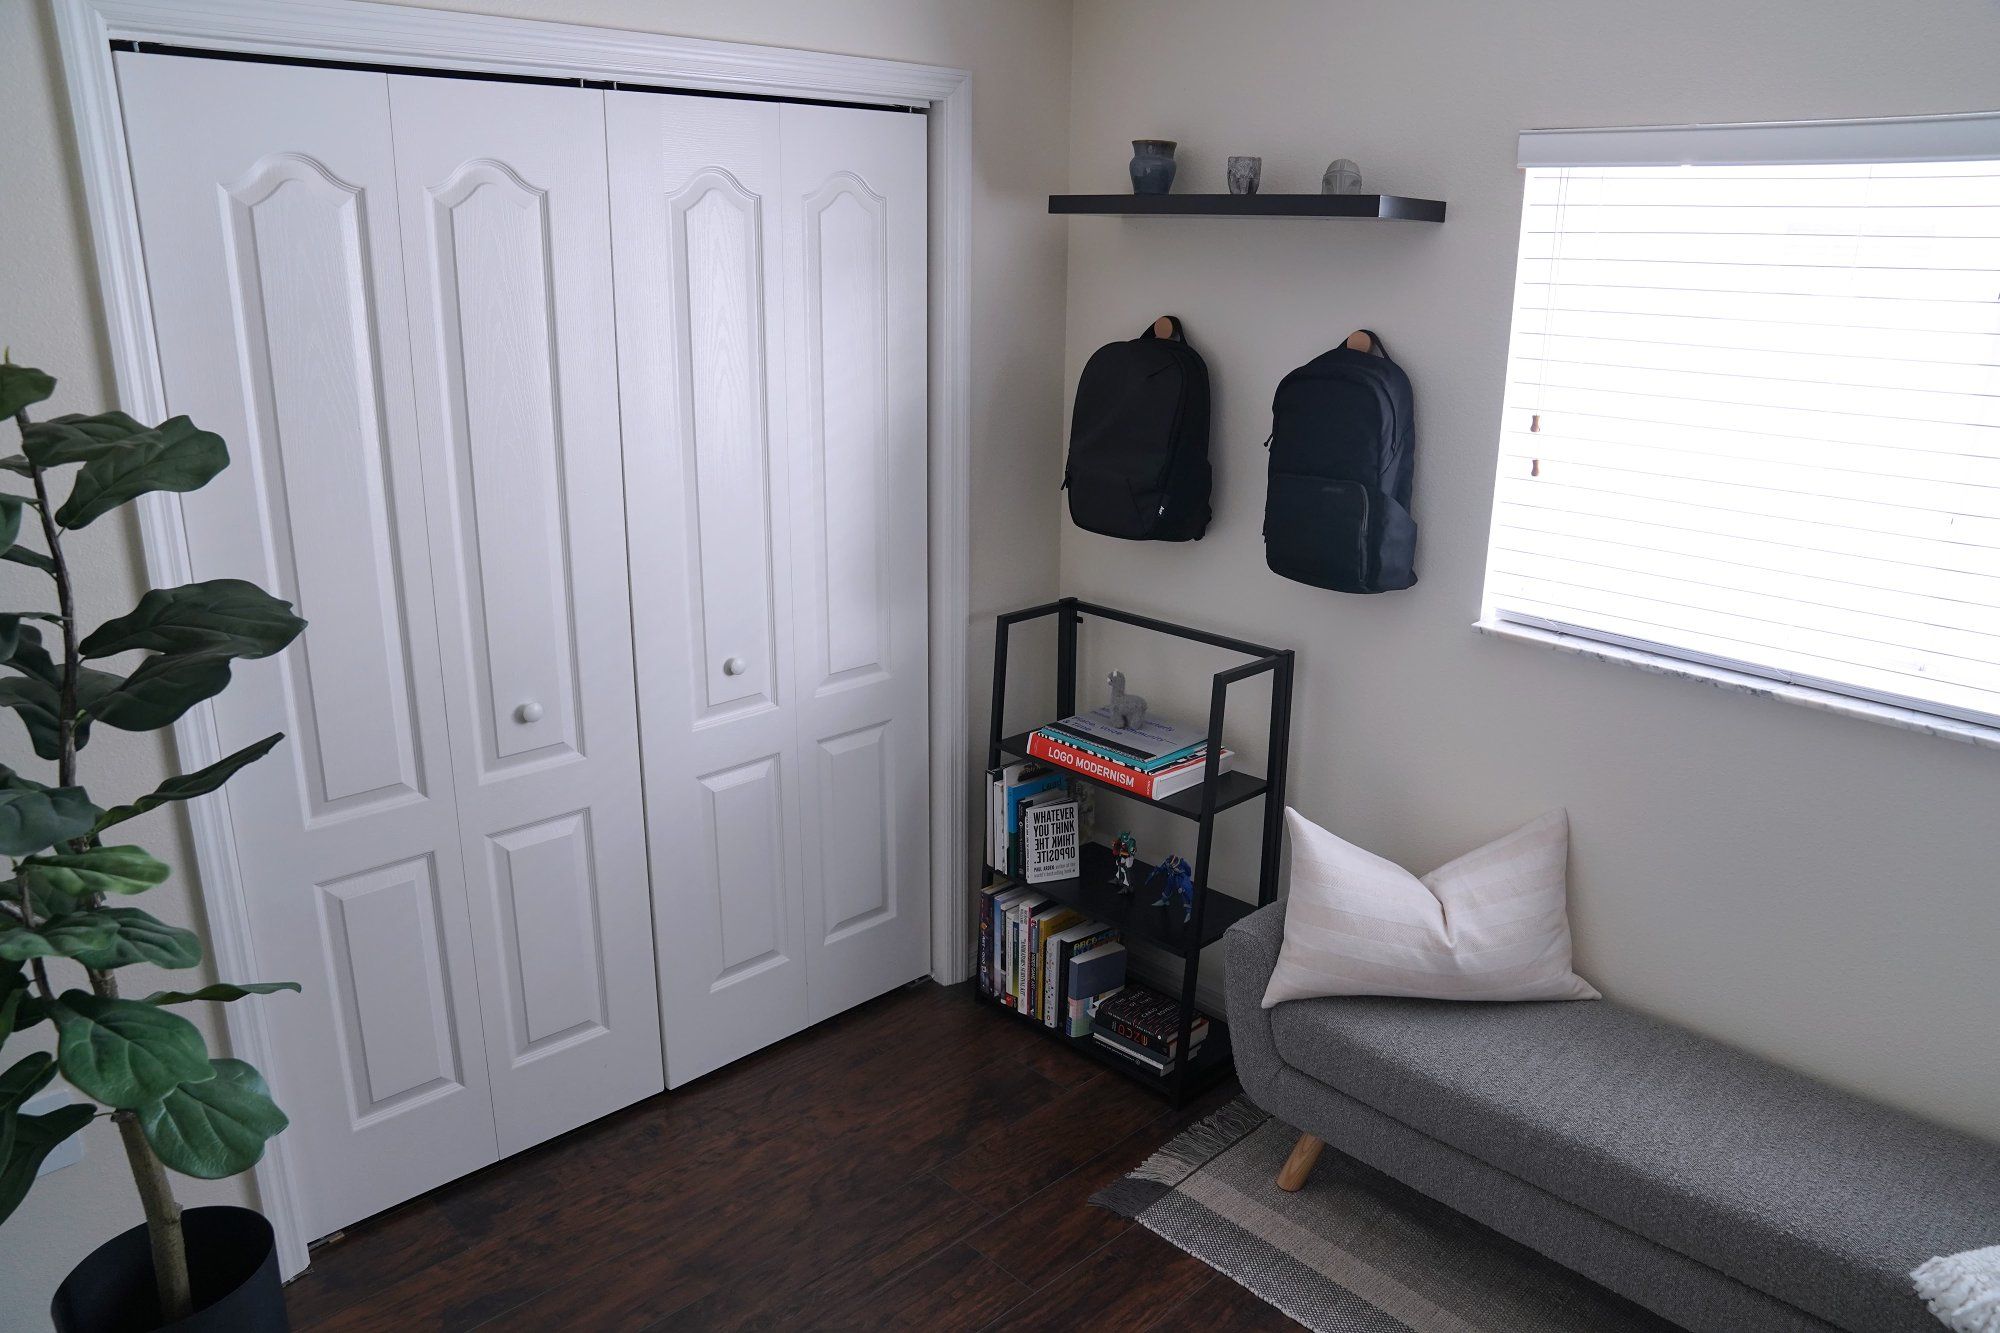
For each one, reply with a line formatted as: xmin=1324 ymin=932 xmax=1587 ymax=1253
xmin=390 ymin=76 xmax=663 ymax=1152
xmin=608 ymin=93 xmax=811 ymax=1086
xmin=115 ymin=54 xmax=498 ymax=1240
xmin=778 ymin=104 xmax=933 ymax=1021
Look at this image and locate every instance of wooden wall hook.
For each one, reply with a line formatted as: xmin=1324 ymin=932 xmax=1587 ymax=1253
xmin=1152 ymin=315 xmax=1179 ymax=339
xmin=1344 ymin=329 xmax=1374 ymax=352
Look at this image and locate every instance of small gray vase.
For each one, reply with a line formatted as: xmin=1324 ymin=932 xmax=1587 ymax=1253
xmin=1129 ymin=140 xmax=1178 ymax=195
xmin=1227 ymin=156 xmax=1262 ymax=195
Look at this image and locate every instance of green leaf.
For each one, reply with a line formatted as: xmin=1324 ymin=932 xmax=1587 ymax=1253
xmin=0 ymin=364 xmax=56 ymax=421
xmin=20 ymin=845 xmax=171 ymax=897
xmin=143 ymin=980 xmax=299 ymax=1006
xmin=0 ymin=612 xmax=59 ymax=663
xmin=51 ymin=991 xmax=213 ymax=1109
xmin=0 ymin=456 xmax=31 ymax=478
xmin=20 ymin=411 xmax=149 ymax=469
xmin=56 ymin=416 xmax=227 ymax=529
xmin=0 ymin=783 xmax=100 ymax=857
xmin=0 ymin=968 xmax=47 ymax=1034
xmin=3 ymin=621 xmax=58 ymax=684
xmin=82 ymin=579 xmax=304 ymax=662
xmin=0 ymin=1052 xmax=57 ymax=1110
xmin=0 ymin=625 xmax=73 ymax=761
xmin=0 ymin=913 xmax=121 ymax=963
xmin=83 ymin=650 xmax=235 ymax=732
xmin=94 ymin=733 xmax=284 ymax=832
xmin=0 ymin=677 xmax=66 ymax=760
xmin=138 ymin=1058 xmax=287 ymax=1180
xmin=1 ymin=545 xmax=55 ymax=575
xmin=0 ymin=1103 xmax=93 ymax=1224
xmin=65 ymin=907 xmax=200 ymax=971
xmin=0 ymin=496 xmax=23 ymax=551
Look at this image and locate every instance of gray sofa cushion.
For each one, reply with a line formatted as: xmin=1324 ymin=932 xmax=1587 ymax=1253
xmin=1268 ymin=990 xmax=2000 ymax=1333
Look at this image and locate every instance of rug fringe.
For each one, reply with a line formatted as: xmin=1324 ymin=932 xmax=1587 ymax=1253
xmin=1108 ymin=1098 xmax=1270 ymax=1200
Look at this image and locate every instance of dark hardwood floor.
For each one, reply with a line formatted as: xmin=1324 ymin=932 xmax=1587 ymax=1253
xmin=284 ymin=981 xmax=1302 ymax=1332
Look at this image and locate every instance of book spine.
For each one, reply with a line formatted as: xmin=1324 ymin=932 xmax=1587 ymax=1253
xmin=1025 ymin=920 xmax=1038 ymax=1018
xmin=1026 ymin=733 xmax=1161 ymax=798
xmin=1044 ymin=935 xmax=1067 ymax=1028
xmin=978 ymin=892 xmax=994 ymax=997
xmin=1092 ymin=1032 xmax=1171 ymax=1073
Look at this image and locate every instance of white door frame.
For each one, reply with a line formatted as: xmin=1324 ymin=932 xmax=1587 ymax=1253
xmin=54 ymin=0 xmax=974 ymax=1280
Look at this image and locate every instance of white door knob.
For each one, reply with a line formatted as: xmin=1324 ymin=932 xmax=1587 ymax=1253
xmin=722 ymin=656 xmax=747 ymax=677
xmin=515 ymin=701 xmax=544 ymax=724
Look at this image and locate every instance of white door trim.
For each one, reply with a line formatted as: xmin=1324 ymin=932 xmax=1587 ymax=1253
xmin=53 ymin=0 xmax=975 ymax=1281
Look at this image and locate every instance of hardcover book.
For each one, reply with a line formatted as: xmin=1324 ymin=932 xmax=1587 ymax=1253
xmin=1025 ymin=731 xmax=1232 ymax=800
xmin=1043 ymin=705 xmax=1213 ymax=767
xmin=1067 ymin=940 xmax=1127 ymax=1009
xmin=1044 ymin=922 xmax=1118 ymax=1029
xmin=1094 ymin=985 xmax=1209 ymax=1055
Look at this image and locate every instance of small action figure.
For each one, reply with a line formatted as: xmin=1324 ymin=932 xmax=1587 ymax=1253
xmin=1110 ymin=831 xmax=1138 ymax=894
xmin=1147 ymin=854 xmax=1195 ymax=923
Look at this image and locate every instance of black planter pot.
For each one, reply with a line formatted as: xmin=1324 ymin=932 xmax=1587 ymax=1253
xmin=51 ymin=1205 xmax=289 ymax=1333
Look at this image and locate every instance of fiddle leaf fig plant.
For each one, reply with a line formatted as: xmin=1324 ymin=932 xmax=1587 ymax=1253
xmin=0 ymin=357 xmax=304 ymax=1323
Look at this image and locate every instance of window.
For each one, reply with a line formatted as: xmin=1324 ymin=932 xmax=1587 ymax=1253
xmin=1483 ymin=114 xmax=2000 ymax=730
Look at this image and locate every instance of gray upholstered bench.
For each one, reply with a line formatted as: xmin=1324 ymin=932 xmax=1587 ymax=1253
xmin=1225 ymin=901 xmax=2000 ymax=1333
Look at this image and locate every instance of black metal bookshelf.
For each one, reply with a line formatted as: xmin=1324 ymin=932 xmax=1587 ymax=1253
xmin=980 ymin=598 xmax=1294 ymax=1106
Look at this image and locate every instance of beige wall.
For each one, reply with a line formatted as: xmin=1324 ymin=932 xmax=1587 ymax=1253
xmin=0 ymin=0 xmax=1071 ymax=1316
xmin=1061 ymin=0 xmax=2000 ymax=1141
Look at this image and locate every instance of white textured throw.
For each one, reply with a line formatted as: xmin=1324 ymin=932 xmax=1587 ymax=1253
xmin=1914 ymin=1246 xmax=2000 ymax=1333
xmin=1262 ymin=808 xmax=1600 ymax=1006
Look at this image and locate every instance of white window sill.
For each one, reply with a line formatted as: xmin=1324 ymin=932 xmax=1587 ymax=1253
xmin=1472 ymin=617 xmax=2000 ymax=754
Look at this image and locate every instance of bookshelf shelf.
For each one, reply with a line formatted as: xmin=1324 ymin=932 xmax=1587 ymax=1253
xmin=980 ymin=992 xmax=1232 ymax=1096
xmin=979 ymin=990 xmax=1236 ymax=1100
xmin=981 ymin=598 xmax=1294 ymax=1108
xmin=996 ymin=733 xmax=1268 ymax=819
xmin=1049 ymin=193 xmax=1446 ymax=222
xmin=988 ymin=842 xmax=1255 ymax=956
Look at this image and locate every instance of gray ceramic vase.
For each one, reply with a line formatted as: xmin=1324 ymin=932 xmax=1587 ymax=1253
xmin=1129 ymin=140 xmax=1178 ymax=195
xmin=1227 ymin=156 xmax=1262 ymax=195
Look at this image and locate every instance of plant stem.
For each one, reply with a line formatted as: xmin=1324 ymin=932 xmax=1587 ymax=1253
xmin=20 ymin=411 xmax=79 ymax=793
xmin=20 ymin=410 xmax=195 ymax=1323
xmin=111 ymin=1106 xmax=192 ymax=1321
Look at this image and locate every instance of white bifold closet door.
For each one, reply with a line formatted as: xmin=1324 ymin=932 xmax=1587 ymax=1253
xmin=116 ymin=55 xmax=662 ymax=1239
xmin=607 ymin=93 xmax=931 ymax=1084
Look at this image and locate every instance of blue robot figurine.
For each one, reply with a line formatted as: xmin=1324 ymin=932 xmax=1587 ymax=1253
xmin=1147 ymin=854 xmax=1195 ymax=923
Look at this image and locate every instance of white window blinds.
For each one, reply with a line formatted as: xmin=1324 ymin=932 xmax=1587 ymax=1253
xmin=1485 ymin=115 xmax=2000 ymax=729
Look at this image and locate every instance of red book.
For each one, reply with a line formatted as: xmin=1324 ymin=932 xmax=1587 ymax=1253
xmin=1025 ymin=731 xmax=1228 ymax=799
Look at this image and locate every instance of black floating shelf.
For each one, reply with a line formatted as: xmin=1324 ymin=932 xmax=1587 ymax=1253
xmin=980 ymin=989 xmax=1235 ymax=1100
xmin=1050 ymin=192 xmax=1446 ymax=222
xmin=992 ymin=841 xmax=1255 ymax=956
xmin=999 ymin=734 xmax=1268 ymax=820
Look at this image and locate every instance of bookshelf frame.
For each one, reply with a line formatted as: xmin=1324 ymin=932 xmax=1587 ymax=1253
xmin=983 ymin=597 xmax=1294 ymax=1105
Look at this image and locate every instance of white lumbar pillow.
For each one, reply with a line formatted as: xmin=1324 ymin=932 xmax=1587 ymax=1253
xmin=1262 ymin=807 xmax=1600 ymax=1007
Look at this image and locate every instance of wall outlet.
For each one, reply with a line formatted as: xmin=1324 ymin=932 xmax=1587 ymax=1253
xmin=23 ymin=1086 xmax=85 ymax=1176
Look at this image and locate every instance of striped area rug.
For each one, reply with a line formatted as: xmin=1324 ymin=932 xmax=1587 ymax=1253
xmin=1093 ymin=1101 xmax=1679 ymax=1333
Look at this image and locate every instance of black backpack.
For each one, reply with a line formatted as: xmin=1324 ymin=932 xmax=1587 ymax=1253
xmin=1263 ymin=330 xmax=1417 ymax=592
xmin=1065 ymin=316 xmax=1211 ymax=541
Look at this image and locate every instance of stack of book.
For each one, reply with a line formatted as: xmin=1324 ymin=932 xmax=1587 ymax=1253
xmin=1026 ymin=706 xmax=1233 ymax=800
xmin=977 ymin=881 xmax=1124 ymax=1032
xmin=1092 ymin=985 xmax=1209 ymax=1075
xmin=985 ymin=761 xmax=1076 ymax=879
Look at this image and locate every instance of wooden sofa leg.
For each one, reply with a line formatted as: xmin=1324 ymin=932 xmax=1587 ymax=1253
xmin=1277 ymin=1132 xmax=1325 ymax=1192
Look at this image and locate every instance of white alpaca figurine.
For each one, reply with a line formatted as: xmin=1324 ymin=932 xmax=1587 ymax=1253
xmin=1106 ymin=671 xmax=1148 ymax=729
